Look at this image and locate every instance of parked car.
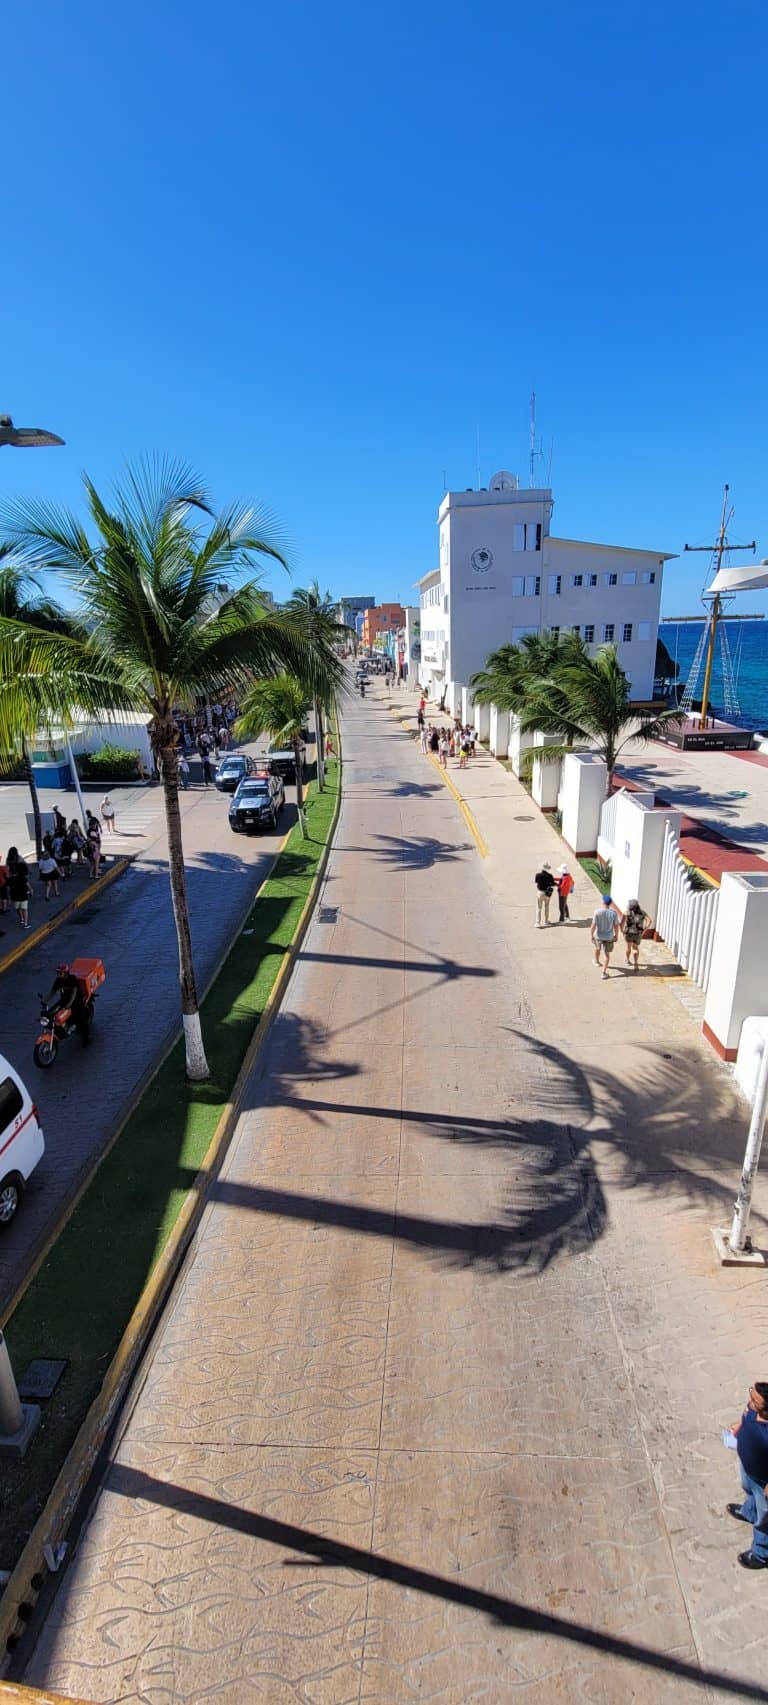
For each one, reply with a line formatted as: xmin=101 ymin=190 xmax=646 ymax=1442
xmin=215 ymin=753 xmax=254 ymax=792
xmin=229 ymin=771 xmax=285 ymax=834
xmin=267 ymin=744 xmax=306 ymax=783
xmin=0 ymin=1055 xmax=45 ymax=1226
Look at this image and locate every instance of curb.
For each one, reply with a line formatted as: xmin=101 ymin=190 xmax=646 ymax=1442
xmin=427 ymin=753 xmax=489 ymax=858
xmin=0 ymin=757 xmax=342 ymax=1667
xmin=0 ymin=858 xmax=132 ymax=979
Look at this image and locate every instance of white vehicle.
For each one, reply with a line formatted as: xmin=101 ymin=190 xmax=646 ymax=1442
xmin=0 ymin=1056 xmax=45 ymax=1225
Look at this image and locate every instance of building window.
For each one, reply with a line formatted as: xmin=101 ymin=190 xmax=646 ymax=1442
xmin=603 ymin=623 xmax=615 ymax=641
xmin=512 ymin=576 xmax=525 ymax=597
xmin=525 ymin=522 xmax=542 ymax=551
xmin=622 ymin=571 xmax=637 ymax=585
xmin=623 ymin=623 xmax=633 ymax=642
xmin=571 ymin=573 xmax=583 ymax=587
xmin=513 ymin=523 xmax=526 ymax=552
xmin=587 ymin=573 xmax=597 ymax=587
xmin=584 ymin=624 xmax=595 ymax=643
xmin=638 ymin=621 xmax=651 ymax=641
xmin=571 ymin=624 xmax=580 ymax=636
xmin=548 ymin=573 xmax=561 ymax=595
xmin=512 ymin=625 xmax=537 ymax=642
xmin=525 ymin=575 xmax=541 ymax=597
xmin=550 ymin=626 xmax=560 ymax=637
xmin=641 ymin=570 xmax=656 ymax=584
xmin=605 ymin=572 xmax=618 ymax=586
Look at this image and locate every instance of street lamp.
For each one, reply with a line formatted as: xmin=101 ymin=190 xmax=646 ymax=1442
xmin=0 ymin=413 xmax=64 ymax=448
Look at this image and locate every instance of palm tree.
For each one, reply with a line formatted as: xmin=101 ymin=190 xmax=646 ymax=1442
xmin=470 ymin=629 xmax=585 ymax=712
xmin=0 ymin=556 xmax=85 ymax=856
xmin=518 ymin=643 xmax=682 ymax=791
xmin=284 ymin=582 xmax=350 ymax=788
xmin=1 ymin=457 xmax=323 ymax=1081
xmin=235 ymin=676 xmax=312 ymax=836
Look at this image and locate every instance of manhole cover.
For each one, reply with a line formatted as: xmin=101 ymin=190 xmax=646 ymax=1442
xmin=17 ymin=1359 xmax=68 ymax=1401
xmin=318 ymin=906 xmax=339 ymax=924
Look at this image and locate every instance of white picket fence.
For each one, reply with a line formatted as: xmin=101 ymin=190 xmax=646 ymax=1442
xmin=597 ymin=789 xmax=621 ymax=864
xmin=656 ymin=821 xmax=719 ymax=990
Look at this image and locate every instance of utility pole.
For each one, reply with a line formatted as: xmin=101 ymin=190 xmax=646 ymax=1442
xmin=684 ymin=486 xmax=755 ymax=725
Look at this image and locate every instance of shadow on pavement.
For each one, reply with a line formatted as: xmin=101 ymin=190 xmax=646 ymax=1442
xmin=105 ymin=1462 xmax=768 ymax=1702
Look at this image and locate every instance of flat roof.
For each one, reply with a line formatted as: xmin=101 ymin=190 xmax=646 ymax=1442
xmin=551 ymin=536 xmax=676 ymax=561
xmin=415 ymin=568 xmax=441 ymax=588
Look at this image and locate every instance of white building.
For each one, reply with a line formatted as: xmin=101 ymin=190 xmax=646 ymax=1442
xmin=397 ymin=606 xmax=421 ymax=680
xmin=417 ymin=474 xmax=674 ymax=706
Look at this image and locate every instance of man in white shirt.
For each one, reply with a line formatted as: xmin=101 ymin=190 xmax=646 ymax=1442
xmin=590 ymin=894 xmax=619 ymax=979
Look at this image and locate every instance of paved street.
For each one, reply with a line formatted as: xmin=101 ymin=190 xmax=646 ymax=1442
xmin=0 ymin=740 xmax=299 ymax=1313
xmin=24 ymin=686 xmax=768 ymax=1703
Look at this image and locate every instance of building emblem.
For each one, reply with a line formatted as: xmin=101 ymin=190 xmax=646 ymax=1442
xmin=470 ymin=547 xmax=493 ymax=573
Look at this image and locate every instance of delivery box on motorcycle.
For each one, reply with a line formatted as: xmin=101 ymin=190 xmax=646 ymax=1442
xmin=69 ymin=957 xmax=106 ymax=1000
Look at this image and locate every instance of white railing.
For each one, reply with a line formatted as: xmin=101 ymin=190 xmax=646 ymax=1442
xmin=597 ymin=789 xmax=622 ymax=863
xmin=656 ymin=821 xmax=719 ymax=991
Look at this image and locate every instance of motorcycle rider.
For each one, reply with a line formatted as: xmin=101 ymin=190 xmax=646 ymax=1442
xmin=46 ymin=962 xmax=92 ymax=1045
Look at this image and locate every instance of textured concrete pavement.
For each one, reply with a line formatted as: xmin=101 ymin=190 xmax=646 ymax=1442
xmin=0 ymin=740 xmax=296 ymax=1312
xmin=24 ymin=688 xmax=768 ymax=1703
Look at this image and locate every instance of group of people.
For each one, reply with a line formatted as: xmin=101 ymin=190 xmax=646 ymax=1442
xmin=0 ymin=805 xmax=110 ymax=933
xmin=534 ymin=861 xmax=651 ymax=978
xmin=417 ymin=699 xmax=477 ymax=769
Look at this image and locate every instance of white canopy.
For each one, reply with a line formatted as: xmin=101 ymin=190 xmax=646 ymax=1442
xmin=708 ymin=559 xmax=768 ymax=594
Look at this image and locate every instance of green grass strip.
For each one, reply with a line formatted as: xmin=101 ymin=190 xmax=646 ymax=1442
xmin=578 ymin=854 xmax=613 ymax=895
xmin=0 ymin=764 xmax=339 ymax=1568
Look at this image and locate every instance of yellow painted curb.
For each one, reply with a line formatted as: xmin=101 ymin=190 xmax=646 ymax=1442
xmin=0 ymin=759 xmax=342 ymax=1666
xmin=0 ymin=857 xmax=132 ymax=978
xmin=427 ymin=753 xmax=489 ymax=858
xmin=0 ymin=1684 xmax=94 ymax=1703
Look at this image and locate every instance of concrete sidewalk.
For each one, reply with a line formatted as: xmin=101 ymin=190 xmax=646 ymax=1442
xmin=23 ymin=685 xmax=768 ymax=1704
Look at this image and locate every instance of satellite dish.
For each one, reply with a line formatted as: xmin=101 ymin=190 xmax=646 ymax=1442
xmin=489 ymin=470 xmax=518 ymax=492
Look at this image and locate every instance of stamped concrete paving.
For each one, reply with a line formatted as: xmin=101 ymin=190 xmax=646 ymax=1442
xmin=25 ymin=690 xmax=768 ymax=1703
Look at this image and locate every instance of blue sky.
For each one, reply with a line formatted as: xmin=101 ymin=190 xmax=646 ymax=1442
xmin=3 ymin=0 xmax=767 ymax=617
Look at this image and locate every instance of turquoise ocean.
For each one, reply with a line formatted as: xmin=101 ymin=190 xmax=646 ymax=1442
xmin=659 ymin=620 xmax=768 ymax=733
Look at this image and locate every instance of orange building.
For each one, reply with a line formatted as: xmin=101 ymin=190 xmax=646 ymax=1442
xmin=361 ymin=603 xmax=405 ymax=650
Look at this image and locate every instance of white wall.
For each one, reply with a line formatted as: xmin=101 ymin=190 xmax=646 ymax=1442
xmin=610 ymin=795 xmax=682 ymax=918
xmin=531 ymin=732 xmax=561 ymax=810
xmin=69 ymin=716 xmax=153 ymax=772
xmin=508 ymin=714 xmax=535 ymax=776
xmin=561 ymin=752 xmax=608 ymax=854
xmin=704 ymin=873 xmax=768 ymax=1058
xmin=489 ymin=705 xmax=510 ymax=756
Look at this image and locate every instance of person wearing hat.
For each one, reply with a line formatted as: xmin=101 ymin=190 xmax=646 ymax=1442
xmin=534 ymin=860 xmax=556 ymax=927
xmin=590 ymin=893 xmax=620 ymax=978
xmin=556 ymin=863 xmax=574 ymax=923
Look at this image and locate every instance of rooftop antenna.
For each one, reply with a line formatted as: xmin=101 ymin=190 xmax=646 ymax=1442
xmin=529 ymin=390 xmax=536 ymax=487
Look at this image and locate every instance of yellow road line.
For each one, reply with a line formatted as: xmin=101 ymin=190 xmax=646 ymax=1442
xmin=427 ymin=752 xmax=489 ymax=858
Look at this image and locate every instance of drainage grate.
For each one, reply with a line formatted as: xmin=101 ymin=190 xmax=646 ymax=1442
xmin=318 ymin=906 xmax=339 ymax=924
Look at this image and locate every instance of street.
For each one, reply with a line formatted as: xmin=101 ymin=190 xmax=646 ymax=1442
xmin=23 ymin=685 xmax=768 ymax=1703
xmin=0 ymin=739 xmax=303 ymax=1313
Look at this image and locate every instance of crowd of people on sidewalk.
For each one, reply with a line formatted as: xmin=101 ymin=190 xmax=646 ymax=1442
xmin=533 ymin=859 xmax=651 ymax=980
xmin=416 ymin=697 xmax=478 ymax=769
xmin=0 ymin=806 xmax=110 ymax=935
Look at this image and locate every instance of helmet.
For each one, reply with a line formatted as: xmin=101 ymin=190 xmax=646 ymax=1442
xmin=57 ymin=962 xmax=70 ymax=977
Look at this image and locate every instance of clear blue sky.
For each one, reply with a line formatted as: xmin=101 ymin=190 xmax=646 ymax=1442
xmin=4 ymin=0 xmax=767 ymax=617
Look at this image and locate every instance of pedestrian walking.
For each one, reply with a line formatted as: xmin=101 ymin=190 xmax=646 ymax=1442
xmin=101 ymin=794 xmax=117 ymax=833
xmin=417 ymin=707 xmax=425 ymax=731
xmin=7 ymin=848 xmax=31 ymax=929
xmin=86 ymin=813 xmax=102 ymax=879
xmin=438 ymin=731 xmax=449 ymax=770
xmin=621 ymin=898 xmax=649 ymax=970
xmin=53 ymin=806 xmax=67 ymax=838
xmin=556 ymin=863 xmax=574 ymax=923
xmin=429 ymin=726 xmax=439 ymax=755
xmin=325 ymin=732 xmax=335 ymax=762
xmin=419 ymin=724 xmax=428 ymax=755
xmin=534 ymin=861 xmax=556 ymax=927
xmin=68 ymin=820 xmax=87 ymax=864
xmin=218 ymin=724 xmax=229 ymax=752
xmin=38 ymin=844 xmax=62 ymax=901
xmin=590 ymin=893 xmax=620 ymax=977
xmin=725 ymin=1381 xmax=768 ymax=1570
xmin=202 ymin=751 xmax=213 ymax=786
xmin=178 ymin=754 xmax=190 ymax=790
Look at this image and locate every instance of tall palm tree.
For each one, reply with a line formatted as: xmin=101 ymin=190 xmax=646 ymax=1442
xmin=0 ymin=556 xmax=85 ymax=856
xmin=518 ymin=643 xmax=682 ymax=791
xmin=470 ymin=629 xmax=586 ymax=712
xmin=235 ymin=676 xmax=313 ymax=836
xmin=284 ymin=583 xmax=350 ymax=788
xmin=1 ymin=457 xmax=323 ymax=1080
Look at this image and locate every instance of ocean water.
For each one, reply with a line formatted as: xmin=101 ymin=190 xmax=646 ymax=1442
xmin=659 ymin=620 xmax=768 ymax=732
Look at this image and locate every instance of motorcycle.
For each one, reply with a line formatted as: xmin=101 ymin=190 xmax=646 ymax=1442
xmin=33 ymin=957 xmax=105 ymax=1068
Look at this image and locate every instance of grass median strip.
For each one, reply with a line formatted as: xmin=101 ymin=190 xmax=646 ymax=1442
xmin=0 ymin=768 xmax=339 ymax=1574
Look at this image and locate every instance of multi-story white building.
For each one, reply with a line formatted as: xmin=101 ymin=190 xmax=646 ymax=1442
xmin=417 ymin=474 xmax=675 ymax=707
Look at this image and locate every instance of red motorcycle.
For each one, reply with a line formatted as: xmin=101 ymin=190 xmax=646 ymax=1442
xmin=34 ymin=957 xmax=105 ymax=1068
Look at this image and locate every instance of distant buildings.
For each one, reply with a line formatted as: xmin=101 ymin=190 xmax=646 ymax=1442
xmin=417 ymin=475 xmax=674 ymax=706
xmin=361 ymin=603 xmax=405 ymax=653
xmin=338 ymin=595 xmax=376 ymax=631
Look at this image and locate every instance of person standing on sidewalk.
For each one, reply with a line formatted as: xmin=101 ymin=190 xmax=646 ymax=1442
xmin=101 ymin=794 xmax=117 ymax=833
xmin=534 ymin=862 xmax=556 ymax=927
xmin=556 ymin=864 xmax=574 ymax=923
xmin=621 ymin=898 xmax=649 ymax=970
xmin=590 ymin=893 xmax=619 ymax=977
xmin=178 ymin=753 xmax=190 ymax=790
xmin=438 ymin=730 xmax=449 ymax=770
xmin=7 ymin=848 xmax=31 ymax=929
xmin=419 ymin=723 xmax=428 ymax=755
xmin=727 ymin=1381 xmax=768 ymax=1570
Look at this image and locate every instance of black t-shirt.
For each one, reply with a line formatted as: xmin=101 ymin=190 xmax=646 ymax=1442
xmin=737 ymin=1408 xmax=768 ymax=1484
xmin=535 ymin=871 xmax=555 ymax=895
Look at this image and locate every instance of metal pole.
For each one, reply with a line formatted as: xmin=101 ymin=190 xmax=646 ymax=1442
xmin=699 ymin=594 xmax=720 ymax=726
xmin=65 ymin=732 xmax=89 ymax=832
xmin=728 ymin=1039 xmax=768 ymax=1254
xmin=0 ymin=1330 xmax=24 ymax=1436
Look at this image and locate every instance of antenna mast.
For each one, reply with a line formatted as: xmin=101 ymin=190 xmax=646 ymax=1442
xmin=529 ymin=390 xmax=536 ymax=487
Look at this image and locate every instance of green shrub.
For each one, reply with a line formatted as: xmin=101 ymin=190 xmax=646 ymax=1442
xmin=78 ymin=743 xmax=142 ymax=781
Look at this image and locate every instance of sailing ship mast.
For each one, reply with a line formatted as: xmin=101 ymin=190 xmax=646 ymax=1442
xmin=683 ymin=486 xmax=755 ymax=724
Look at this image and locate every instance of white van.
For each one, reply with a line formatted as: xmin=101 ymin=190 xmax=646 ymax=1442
xmin=0 ymin=1056 xmax=45 ymax=1225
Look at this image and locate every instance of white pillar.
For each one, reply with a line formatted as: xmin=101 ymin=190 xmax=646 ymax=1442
xmin=489 ymin=705 xmax=510 ymax=757
xmin=474 ymin=702 xmax=490 ymax=741
xmin=560 ymin=752 xmax=608 ymax=854
xmin=531 ymin=733 xmax=561 ymax=810
xmin=610 ymin=795 xmax=682 ymax=920
xmin=703 ymin=873 xmax=768 ymax=1060
xmin=507 ymin=714 xmax=535 ymax=776
xmin=461 ymin=687 xmax=474 ymax=726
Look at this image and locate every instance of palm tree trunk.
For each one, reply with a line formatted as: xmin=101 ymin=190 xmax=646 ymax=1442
xmin=314 ymin=698 xmax=325 ymax=790
xmin=159 ymin=740 xmax=210 ymax=1080
xmin=294 ymin=735 xmax=307 ymax=838
xmin=22 ymin=736 xmax=43 ymax=860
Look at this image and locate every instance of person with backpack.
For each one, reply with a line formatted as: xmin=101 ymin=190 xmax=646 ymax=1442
xmin=621 ymin=898 xmax=650 ymax=971
xmin=591 ymin=893 xmax=620 ymax=978
xmin=534 ymin=861 xmax=556 ymax=927
xmin=556 ymin=864 xmax=575 ymax=923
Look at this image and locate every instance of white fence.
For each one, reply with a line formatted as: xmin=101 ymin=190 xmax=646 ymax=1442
xmin=656 ymin=821 xmax=720 ymax=991
xmin=597 ymin=789 xmax=620 ymax=864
